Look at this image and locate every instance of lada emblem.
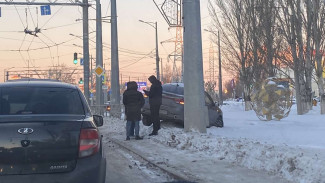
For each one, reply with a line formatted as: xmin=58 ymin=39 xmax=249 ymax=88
xmin=18 ymin=128 xmax=34 ymax=135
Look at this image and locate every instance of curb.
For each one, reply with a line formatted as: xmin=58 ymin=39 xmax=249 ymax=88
xmin=108 ymin=136 xmax=194 ymax=182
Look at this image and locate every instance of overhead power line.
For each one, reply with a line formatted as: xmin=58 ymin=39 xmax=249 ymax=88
xmin=120 ymin=49 xmax=155 ymax=69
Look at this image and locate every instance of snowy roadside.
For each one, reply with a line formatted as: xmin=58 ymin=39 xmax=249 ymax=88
xmin=101 ymin=102 xmax=325 ymax=183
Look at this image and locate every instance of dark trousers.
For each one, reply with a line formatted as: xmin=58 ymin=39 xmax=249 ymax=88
xmin=150 ymin=104 xmax=161 ymax=133
xmin=126 ymin=121 xmax=139 ymax=137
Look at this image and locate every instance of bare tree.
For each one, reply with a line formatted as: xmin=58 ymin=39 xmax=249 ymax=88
xmin=47 ymin=64 xmax=77 ymax=84
xmin=205 ymin=81 xmax=217 ymax=101
xmin=311 ymin=0 xmax=325 ymax=114
xmin=276 ymin=0 xmax=321 ymax=115
xmin=276 ymin=0 xmax=314 ymax=111
xmin=161 ymin=63 xmax=181 ymax=84
xmin=210 ymin=0 xmax=325 ymax=115
xmin=209 ymin=0 xmax=253 ymax=110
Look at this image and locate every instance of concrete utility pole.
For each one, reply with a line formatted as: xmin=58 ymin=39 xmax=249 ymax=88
xmin=218 ymin=31 xmax=223 ymax=105
xmin=83 ymin=0 xmax=90 ymax=103
xmin=160 ymin=58 xmax=163 ymax=82
xmin=139 ymin=20 xmax=160 ymax=80
xmin=183 ymin=0 xmax=208 ymax=133
xmin=90 ymin=55 xmax=93 ymax=88
xmin=96 ymin=0 xmax=103 ymax=106
xmin=155 ymin=22 xmax=160 ymax=80
xmin=110 ymin=0 xmax=121 ymax=118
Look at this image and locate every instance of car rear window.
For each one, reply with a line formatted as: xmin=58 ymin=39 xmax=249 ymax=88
xmin=0 ymin=87 xmax=84 ymax=115
xmin=162 ymin=85 xmax=171 ymax=92
xmin=176 ymin=87 xmax=184 ymax=95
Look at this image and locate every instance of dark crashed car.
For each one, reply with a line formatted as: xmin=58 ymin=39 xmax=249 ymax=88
xmin=0 ymin=80 xmax=106 ymax=183
xmin=142 ymin=83 xmax=223 ymax=127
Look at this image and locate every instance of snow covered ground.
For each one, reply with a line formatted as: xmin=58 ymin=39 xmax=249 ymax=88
xmin=102 ymin=101 xmax=325 ymax=183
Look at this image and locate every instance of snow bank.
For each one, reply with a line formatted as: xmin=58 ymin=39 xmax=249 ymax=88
xmin=102 ymin=102 xmax=325 ymax=183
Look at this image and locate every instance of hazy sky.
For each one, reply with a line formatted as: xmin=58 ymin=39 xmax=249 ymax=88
xmin=0 ymin=0 xmax=218 ymax=82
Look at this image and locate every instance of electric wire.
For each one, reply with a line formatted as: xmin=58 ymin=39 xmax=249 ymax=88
xmin=40 ymin=32 xmax=57 ymax=45
xmin=27 ymin=36 xmax=35 ymax=51
xmin=40 ymin=6 xmax=64 ymax=29
xmin=105 ymin=0 xmax=111 ymax=16
xmin=19 ymin=34 xmax=27 ymax=51
xmin=42 ymin=22 xmax=81 ymax=30
xmin=120 ymin=49 xmax=155 ymax=69
xmin=14 ymin=5 xmax=26 ymax=29
xmin=27 ymin=6 xmax=36 ymax=28
xmin=0 ymin=36 xmax=45 ymax=44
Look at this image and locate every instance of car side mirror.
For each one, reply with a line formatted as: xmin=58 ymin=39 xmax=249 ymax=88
xmin=93 ymin=115 xmax=104 ymax=127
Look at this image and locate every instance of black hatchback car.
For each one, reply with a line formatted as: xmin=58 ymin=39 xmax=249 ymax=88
xmin=0 ymin=80 xmax=106 ymax=183
xmin=142 ymin=83 xmax=223 ymax=127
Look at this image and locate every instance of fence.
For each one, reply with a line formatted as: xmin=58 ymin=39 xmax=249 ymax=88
xmin=90 ymin=105 xmax=109 ymax=116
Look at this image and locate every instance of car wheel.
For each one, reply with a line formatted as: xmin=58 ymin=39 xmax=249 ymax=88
xmin=216 ymin=116 xmax=224 ymax=128
xmin=142 ymin=115 xmax=152 ymax=126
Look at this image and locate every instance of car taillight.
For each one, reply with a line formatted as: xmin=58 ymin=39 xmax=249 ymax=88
xmin=175 ymin=98 xmax=184 ymax=105
xmin=79 ymin=129 xmax=100 ymax=158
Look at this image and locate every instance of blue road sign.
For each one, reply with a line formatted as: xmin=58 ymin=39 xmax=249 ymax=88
xmin=0 ymin=7 xmax=2 ymax=17
xmin=40 ymin=5 xmax=51 ymax=16
xmin=80 ymin=58 xmax=84 ymax=65
xmin=125 ymin=82 xmax=147 ymax=92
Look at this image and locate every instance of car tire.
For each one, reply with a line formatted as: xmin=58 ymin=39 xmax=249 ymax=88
xmin=216 ymin=116 xmax=224 ymax=128
xmin=142 ymin=115 xmax=152 ymax=126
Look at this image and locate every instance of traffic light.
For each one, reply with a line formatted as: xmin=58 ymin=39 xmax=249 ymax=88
xmin=73 ymin=53 xmax=78 ymax=65
xmin=79 ymin=78 xmax=83 ymax=84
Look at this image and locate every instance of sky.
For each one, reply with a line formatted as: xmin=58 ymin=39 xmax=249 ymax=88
xmin=0 ymin=0 xmax=225 ymax=83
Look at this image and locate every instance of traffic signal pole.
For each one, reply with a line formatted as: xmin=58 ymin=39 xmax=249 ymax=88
xmin=96 ymin=0 xmax=103 ymax=107
xmin=83 ymin=0 xmax=90 ymax=103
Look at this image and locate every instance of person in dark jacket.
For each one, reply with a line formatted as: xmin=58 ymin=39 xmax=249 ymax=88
xmin=143 ymin=75 xmax=162 ymax=136
xmin=123 ymin=81 xmax=145 ymax=140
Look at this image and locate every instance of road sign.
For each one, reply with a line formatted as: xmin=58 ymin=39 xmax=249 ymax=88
xmin=125 ymin=82 xmax=147 ymax=92
xmin=0 ymin=7 xmax=2 ymax=17
xmin=102 ymin=85 xmax=108 ymax=90
xmin=101 ymin=75 xmax=105 ymax=84
xmin=94 ymin=66 xmax=104 ymax=77
xmin=80 ymin=58 xmax=84 ymax=65
xmin=40 ymin=5 xmax=51 ymax=16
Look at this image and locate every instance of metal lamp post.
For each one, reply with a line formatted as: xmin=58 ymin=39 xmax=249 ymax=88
xmin=204 ymin=29 xmax=223 ymax=105
xmin=139 ymin=20 xmax=160 ymax=80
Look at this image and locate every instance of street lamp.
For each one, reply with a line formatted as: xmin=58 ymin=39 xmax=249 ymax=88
xmin=139 ymin=19 xmax=160 ymax=80
xmin=204 ymin=29 xmax=223 ymax=105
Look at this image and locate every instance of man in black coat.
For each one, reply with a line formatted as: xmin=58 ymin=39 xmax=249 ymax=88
xmin=144 ymin=75 xmax=162 ymax=136
xmin=123 ymin=81 xmax=145 ymax=140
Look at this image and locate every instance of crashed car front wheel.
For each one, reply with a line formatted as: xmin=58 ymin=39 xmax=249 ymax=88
xmin=216 ymin=116 xmax=224 ymax=128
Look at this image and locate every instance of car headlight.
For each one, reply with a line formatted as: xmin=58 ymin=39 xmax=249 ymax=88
xmin=216 ymin=107 xmax=222 ymax=113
